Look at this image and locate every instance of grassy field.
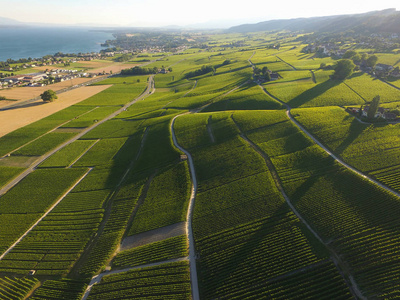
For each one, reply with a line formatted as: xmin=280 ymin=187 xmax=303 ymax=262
xmin=236 ymin=110 xmax=400 ymax=298
xmin=2 ymin=31 xmax=400 ymax=299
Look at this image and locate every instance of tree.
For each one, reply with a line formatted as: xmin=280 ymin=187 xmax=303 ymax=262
xmin=367 ymin=95 xmax=381 ymax=120
xmin=343 ymin=50 xmax=357 ymax=59
xmin=264 ymin=72 xmax=271 ymax=81
xmin=366 ymin=55 xmax=378 ymax=68
xmin=333 ymin=59 xmax=355 ymax=80
xmin=40 ymin=89 xmax=58 ymax=102
xmin=352 ymin=54 xmax=362 ymax=65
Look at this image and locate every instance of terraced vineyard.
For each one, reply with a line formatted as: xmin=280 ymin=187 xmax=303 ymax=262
xmin=1 ymin=30 xmax=400 ymax=299
xmin=232 ymin=110 xmax=400 ymax=298
xmin=292 ymin=106 xmax=400 ymax=193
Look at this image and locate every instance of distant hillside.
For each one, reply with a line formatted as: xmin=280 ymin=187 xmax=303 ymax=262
xmin=0 ymin=16 xmax=22 ymax=25
xmin=228 ymin=8 xmax=400 ymax=34
xmin=0 ymin=16 xmax=24 ymax=28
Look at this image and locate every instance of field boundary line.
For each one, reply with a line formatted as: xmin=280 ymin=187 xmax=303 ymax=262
xmin=171 ymin=114 xmax=200 ymax=300
xmin=287 ymin=110 xmax=400 ymax=199
xmin=0 ymin=106 xmax=99 ymax=159
xmin=82 ymin=257 xmax=189 ymax=300
xmin=276 ymin=55 xmax=297 ymax=71
xmin=342 ymin=81 xmax=367 ymax=103
xmin=0 ymin=76 xmax=154 ymax=197
xmin=67 ymin=139 xmax=101 ymax=168
xmin=69 ymin=126 xmax=151 ymax=277
xmin=0 ymin=167 xmax=93 ymax=261
xmin=234 ymin=122 xmax=364 ymax=299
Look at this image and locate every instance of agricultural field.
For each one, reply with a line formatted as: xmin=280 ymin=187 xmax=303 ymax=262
xmin=0 ymin=276 xmax=39 ymax=300
xmin=112 ymin=235 xmax=188 ymax=268
xmin=87 ymin=261 xmax=192 ymax=300
xmin=292 ymin=106 xmax=400 ymax=193
xmin=233 ymin=110 xmax=400 ymax=298
xmin=1 ymin=30 xmax=400 ymax=299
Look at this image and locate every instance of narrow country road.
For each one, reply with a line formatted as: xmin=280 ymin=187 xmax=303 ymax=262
xmin=245 ymin=54 xmax=370 ymax=298
xmin=0 ymin=76 xmax=154 ymax=197
xmin=81 ymin=257 xmax=189 ymax=300
xmin=287 ymin=109 xmax=400 ymax=199
xmin=0 ymin=168 xmax=93 ymax=260
xmin=171 ymin=114 xmax=200 ymax=300
xmin=276 ymin=56 xmax=297 ymax=71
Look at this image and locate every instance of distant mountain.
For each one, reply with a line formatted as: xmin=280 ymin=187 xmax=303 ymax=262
xmin=228 ymin=9 xmax=400 ymax=34
xmin=0 ymin=16 xmax=24 ymax=27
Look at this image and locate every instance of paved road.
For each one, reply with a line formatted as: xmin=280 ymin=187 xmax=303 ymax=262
xmin=171 ymin=114 xmax=200 ymax=300
xmin=0 ymin=76 xmax=154 ymax=198
xmin=0 ymin=168 xmax=93 ymax=260
xmin=81 ymin=257 xmax=189 ymax=300
xmin=0 ymin=76 xmax=108 ymax=111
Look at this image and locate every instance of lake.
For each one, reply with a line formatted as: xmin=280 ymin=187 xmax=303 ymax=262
xmin=0 ymin=26 xmax=114 ymax=61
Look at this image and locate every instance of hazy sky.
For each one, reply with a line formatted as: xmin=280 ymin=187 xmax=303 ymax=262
xmin=1 ymin=0 xmax=398 ymax=27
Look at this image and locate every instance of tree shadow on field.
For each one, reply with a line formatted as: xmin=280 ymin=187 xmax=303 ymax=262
xmin=288 ymin=79 xmax=341 ymax=108
xmin=334 ymin=117 xmax=367 ymax=156
xmin=347 ymin=72 xmax=364 ymax=79
xmin=199 ymin=202 xmax=292 ymax=298
xmin=0 ymin=101 xmax=47 ymax=111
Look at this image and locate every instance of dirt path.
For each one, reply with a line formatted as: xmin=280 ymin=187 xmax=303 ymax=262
xmin=0 ymin=76 xmax=153 ymax=197
xmin=81 ymin=257 xmax=189 ymax=300
xmin=0 ymin=85 xmax=111 ymax=138
xmin=276 ymin=55 xmax=297 ymax=71
xmin=233 ymin=120 xmax=364 ymax=299
xmin=0 ymin=168 xmax=93 ymax=260
xmin=0 ymin=77 xmax=107 ymax=105
xmin=121 ymin=222 xmax=186 ymax=251
xmin=287 ymin=109 xmax=400 ymax=199
xmin=310 ymin=70 xmax=316 ymax=83
xmin=206 ymin=115 xmax=215 ymax=143
xmin=171 ymin=114 xmax=200 ymax=300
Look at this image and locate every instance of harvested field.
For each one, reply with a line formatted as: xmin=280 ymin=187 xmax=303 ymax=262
xmin=90 ymin=63 xmax=133 ymax=74
xmin=121 ymin=222 xmax=187 ymax=251
xmin=0 ymin=77 xmax=107 ymax=103
xmin=0 ymin=85 xmax=111 ymax=138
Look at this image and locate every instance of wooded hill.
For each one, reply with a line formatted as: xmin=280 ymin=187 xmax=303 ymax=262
xmin=228 ymin=8 xmax=400 ymax=34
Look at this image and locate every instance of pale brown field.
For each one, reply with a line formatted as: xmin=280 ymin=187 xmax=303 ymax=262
xmin=0 ymin=77 xmax=106 ymax=104
xmin=90 ymin=62 xmax=133 ymax=74
xmin=0 ymin=85 xmax=111 ymax=138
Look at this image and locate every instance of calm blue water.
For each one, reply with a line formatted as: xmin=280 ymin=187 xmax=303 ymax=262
xmin=0 ymin=27 xmax=114 ymax=61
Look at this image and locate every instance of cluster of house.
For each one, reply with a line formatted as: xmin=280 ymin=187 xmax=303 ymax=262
xmin=302 ymin=43 xmax=346 ymax=57
xmin=347 ymin=106 xmax=398 ymax=120
xmin=0 ymin=69 xmax=82 ymax=88
xmin=374 ymin=64 xmax=400 ymax=78
xmin=254 ymin=70 xmax=279 ymax=84
xmin=0 ymin=73 xmax=48 ymax=88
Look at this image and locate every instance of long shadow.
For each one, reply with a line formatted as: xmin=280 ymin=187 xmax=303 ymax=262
xmin=288 ymin=79 xmax=341 ymax=108
xmin=335 ymin=117 xmax=367 ymax=156
xmin=0 ymin=101 xmax=46 ymax=111
xmin=198 ymin=202 xmax=293 ymax=298
xmin=347 ymin=72 xmax=364 ymax=79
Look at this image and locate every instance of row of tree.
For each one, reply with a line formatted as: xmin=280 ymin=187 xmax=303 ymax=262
xmin=120 ymin=66 xmax=159 ymax=75
xmin=185 ymin=65 xmax=214 ymax=79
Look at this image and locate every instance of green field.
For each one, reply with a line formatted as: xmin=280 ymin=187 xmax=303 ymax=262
xmin=1 ymin=30 xmax=400 ymax=299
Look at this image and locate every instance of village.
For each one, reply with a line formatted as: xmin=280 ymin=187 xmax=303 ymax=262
xmin=346 ymin=105 xmax=399 ymax=121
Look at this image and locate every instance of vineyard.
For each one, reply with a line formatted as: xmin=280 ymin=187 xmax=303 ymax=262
xmin=87 ymin=261 xmax=191 ymax=300
xmin=0 ymin=30 xmax=400 ymax=299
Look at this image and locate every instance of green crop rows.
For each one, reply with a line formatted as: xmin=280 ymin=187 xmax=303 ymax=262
xmin=236 ymin=110 xmax=400 ymax=297
xmin=292 ymin=106 xmax=400 ymax=193
xmin=2 ymin=31 xmax=400 ymax=299
xmin=112 ymin=235 xmax=188 ymax=268
xmin=0 ymin=276 xmax=39 ymax=300
xmin=87 ymin=261 xmax=191 ymax=300
xmin=128 ymin=163 xmax=191 ymax=235
xmin=30 ymin=278 xmax=87 ymax=300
